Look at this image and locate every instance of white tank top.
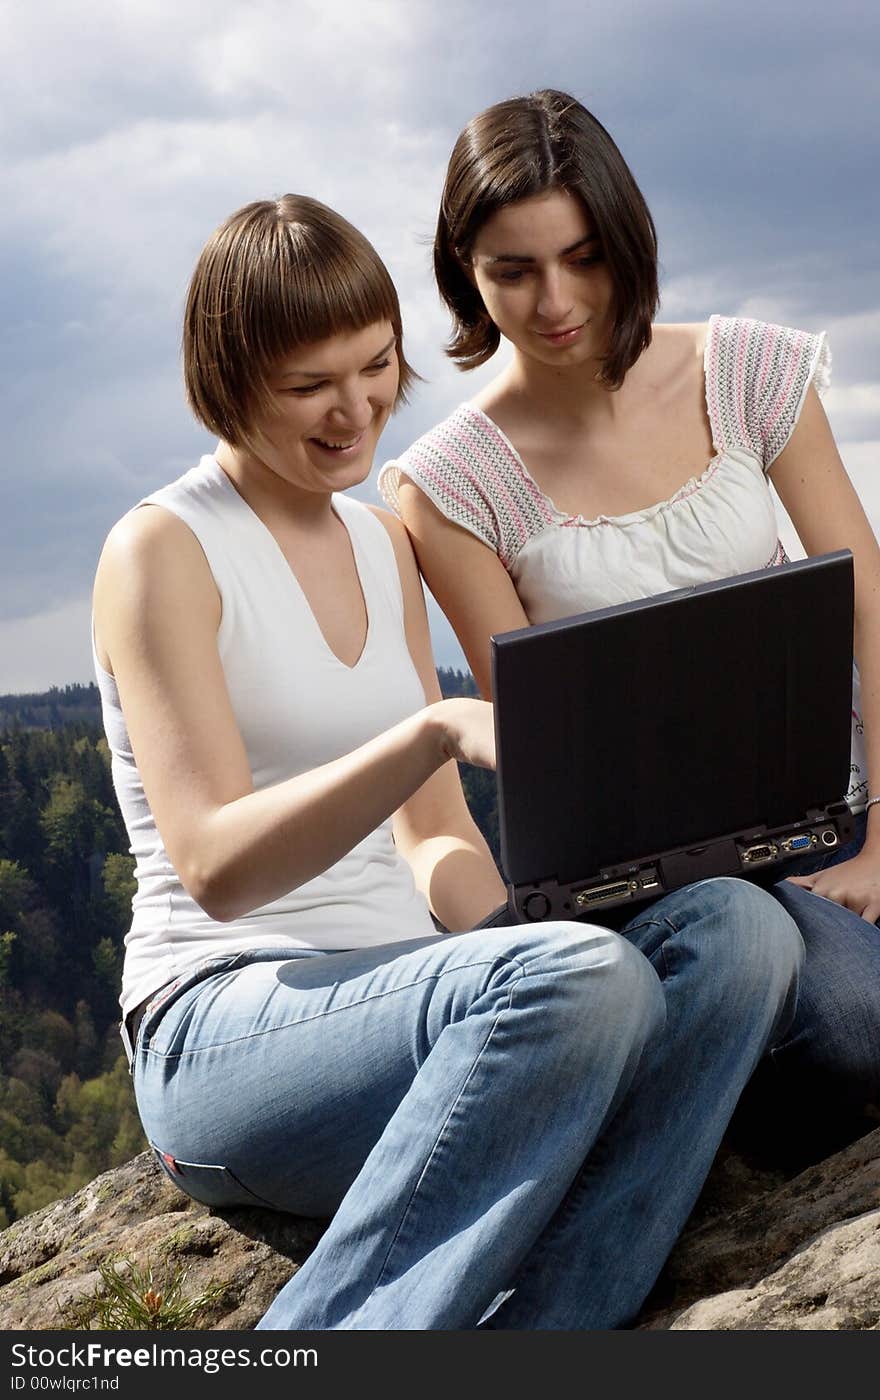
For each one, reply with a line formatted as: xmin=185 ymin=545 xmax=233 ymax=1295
xmin=94 ymin=455 xmax=435 ymax=1015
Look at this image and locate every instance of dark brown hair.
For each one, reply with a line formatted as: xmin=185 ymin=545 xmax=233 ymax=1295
xmin=184 ymin=194 xmax=416 ymax=446
xmin=434 ymin=90 xmax=659 ymax=388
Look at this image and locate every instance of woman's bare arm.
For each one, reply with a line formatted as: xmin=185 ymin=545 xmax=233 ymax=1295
xmin=770 ymin=387 xmax=880 ymax=921
xmin=93 ymin=504 xmax=494 ymax=923
xmin=396 ymin=477 xmax=529 ymax=699
xmin=375 ymin=508 xmax=507 ymax=931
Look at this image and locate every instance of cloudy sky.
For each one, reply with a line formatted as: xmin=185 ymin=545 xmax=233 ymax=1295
xmin=1 ymin=0 xmax=878 ymax=692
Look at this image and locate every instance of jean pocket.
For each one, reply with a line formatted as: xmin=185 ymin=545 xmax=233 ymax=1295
xmin=151 ymin=1145 xmax=276 ymax=1209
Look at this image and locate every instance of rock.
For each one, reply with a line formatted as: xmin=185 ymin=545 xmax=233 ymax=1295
xmin=0 ymin=1152 xmax=325 ymax=1330
xmin=638 ymin=1125 xmax=880 ymax=1328
xmin=1 ymin=1127 xmax=878 ymax=1330
xmin=663 ymin=1210 xmax=880 ymax=1329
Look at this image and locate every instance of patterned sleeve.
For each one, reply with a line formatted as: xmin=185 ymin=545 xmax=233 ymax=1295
xmin=704 ymin=315 xmax=832 ymax=472
xmin=378 ymin=406 xmax=554 ymax=568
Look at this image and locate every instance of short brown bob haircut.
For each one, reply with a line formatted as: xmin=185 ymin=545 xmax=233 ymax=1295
xmin=184 ymin=194 xmax=416 ymax=447
xmin=434 ymin=90 xmax=659 ymax=389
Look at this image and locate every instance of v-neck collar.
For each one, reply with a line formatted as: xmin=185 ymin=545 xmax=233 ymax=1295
xmin=205 ymin=456 xmax=372 ymax=671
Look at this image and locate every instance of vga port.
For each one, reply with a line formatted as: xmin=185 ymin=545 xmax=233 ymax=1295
xmin=780 ymin=834 xmax=816 ymax=854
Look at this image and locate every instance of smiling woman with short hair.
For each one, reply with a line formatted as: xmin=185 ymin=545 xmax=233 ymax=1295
xmin=91 ymin=190 xmax=802 ymax=1329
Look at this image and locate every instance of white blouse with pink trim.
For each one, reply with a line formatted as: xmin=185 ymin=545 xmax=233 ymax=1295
xmin=379 ymin=315 xmax=867 ymax=811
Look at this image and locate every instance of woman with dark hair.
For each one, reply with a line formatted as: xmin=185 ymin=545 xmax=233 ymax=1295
xmin=91 ymin=191 xmax=802 ymax=1330
xmin=431 ymin=92 xmax=658 ymax=387
xmin=380 ymin=89 xmax=880 ymax=1158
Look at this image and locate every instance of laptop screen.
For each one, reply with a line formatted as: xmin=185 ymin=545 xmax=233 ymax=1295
xmin=491 ymin=551 xmax=854 ymax=890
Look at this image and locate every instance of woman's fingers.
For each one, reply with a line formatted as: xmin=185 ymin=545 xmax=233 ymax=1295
xmin=785 ymin=853 xmax=880 ymax=924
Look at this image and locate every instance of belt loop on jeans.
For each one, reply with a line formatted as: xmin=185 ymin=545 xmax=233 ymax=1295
xmin=119 ymin=994 xmax=151 ymax=1070
xmin=117 ymin=954 xmax=252 ymax=1072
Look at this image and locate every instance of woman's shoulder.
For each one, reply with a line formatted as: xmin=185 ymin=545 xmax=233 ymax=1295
xmin=635 ymin=322 xmax=709 ymax=398
xmin=95 ymin=458 xmax=230 ymax=615
xmin=704 ymin=313 xmax=831 ymax=468
xmin=95 ymin=504 xmax=215 ymax=641
xmin=98 ymin=497 xmax=196 ymax=575
xmin=365 ymin=504 xmax=421 ymax=586
xmin=656 ymin=312 xmax=828 ymax=372
xmin=705 ymin=313 xmax=829 ymax=381
xmin=649 ymin=320 xmax=709 ymax=354
xmin=391 ymin=401 xmax=486 ymax=467
xmin=378 ymin=403 xmax=497 ymax=519
xmin=378 ymin=400 xmax=532 ymax=563
xmin=93 ymin=499 xmax=220 ymax=677
xmin=359 ymin=500 xmax=415 ymax=565
xmin=364 ymin=500 xmax=408 ymax=543
xmin=98 ymin=458 xmax=222 ymax=569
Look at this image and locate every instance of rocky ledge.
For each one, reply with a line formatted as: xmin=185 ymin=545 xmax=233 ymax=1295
xmin=1 ymin=1127 xmax=878 ymax=1330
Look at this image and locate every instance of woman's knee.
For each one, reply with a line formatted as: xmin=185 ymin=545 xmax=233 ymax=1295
xmin=648 ymin=878 xmax=803 ymax=1029
xmin=692 ymin=877 xmax=803 ymax=980
xmin=491 ymin=920 xmax=666 ymax=1047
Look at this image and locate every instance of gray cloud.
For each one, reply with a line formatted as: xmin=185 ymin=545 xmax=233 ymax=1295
xmin=1 ymin=0 xmax=878 ymax=689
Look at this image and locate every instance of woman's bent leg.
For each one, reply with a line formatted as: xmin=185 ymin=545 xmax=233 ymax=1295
xmin=134 ymin=923 xmax=664 ymax=1330
xmin=765 ymin=880 xmax=880 ymax=1105
xmin=723 ymin=812 xmax=880 ymax=1161
xmin=730 ymin=877 xmax=880 ymax=1162
xmin=485 ymin=878 xmax=803 ymax=1329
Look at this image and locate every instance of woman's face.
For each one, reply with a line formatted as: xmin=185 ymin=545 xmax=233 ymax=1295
xmin=241 ymin=320 xmax=399 ymax=496
xmin=467 ymin=187 xmax=615 ymax=371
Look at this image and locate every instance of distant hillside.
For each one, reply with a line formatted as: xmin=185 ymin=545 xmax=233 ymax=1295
xmin=0 ymin=671 xmax=477 ymax=729
xmin=437 ymin=667 xmax=479 ymax=700
xmin=0 ymin=668 xmax=496 ymax=862
xmin=0 ymin=683 xmax=102 ymax=733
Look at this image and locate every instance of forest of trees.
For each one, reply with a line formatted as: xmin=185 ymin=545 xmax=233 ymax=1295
xmin=0 ymin=685 xmax=143 ymax=1226
xmin=0 ymin=673 xmax=498 ymax=1228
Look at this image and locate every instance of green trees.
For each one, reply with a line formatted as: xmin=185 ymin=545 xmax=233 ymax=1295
xmin=0 ymin=675 xmax=501 ymax=1227
xmin=102 ymin=853 xmax=136 ymax=931
xmin=0 ymin=701 xmax=146 ymax=1226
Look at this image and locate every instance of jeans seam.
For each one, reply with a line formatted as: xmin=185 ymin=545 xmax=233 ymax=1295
xmin=143 ymin=953 xmax=530 ymax=1061
xmin=370 ymin=980 xmax=517 ymax=1297
xmin=370 ymin=956 xmax=605 ymax=1304
xmin=490 ymin=1148 xmax=603 ymax=1314
xmin=622 ymin=917 xmax=680 ymax=969
xmin=624 ymin=916 xmax=676 ymax=935
xmin=634 ymin=877 xmax=755 ymax=939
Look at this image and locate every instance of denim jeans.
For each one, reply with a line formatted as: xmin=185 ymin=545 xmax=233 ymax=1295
xmin=132 ymin=878 xmax=801 ymax=1330
xmin=728 ymin=812 xmax=880 ymax=1155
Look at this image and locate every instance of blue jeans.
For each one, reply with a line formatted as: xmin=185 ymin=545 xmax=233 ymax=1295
xmin=729 ymin=812 xmax=880 ymax=1154
xmin=132 ymin=878 xmax=801 ymax=1330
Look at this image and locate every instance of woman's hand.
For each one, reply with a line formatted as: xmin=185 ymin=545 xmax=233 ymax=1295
xmin=786 ymin=850 xmax=880 ymax=924
xmin=432 ymin=698 xmax=497 ymax=771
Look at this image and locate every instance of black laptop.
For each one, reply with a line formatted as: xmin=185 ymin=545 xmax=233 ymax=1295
xmin=491 ymin=550 xmax=856 ymax=923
